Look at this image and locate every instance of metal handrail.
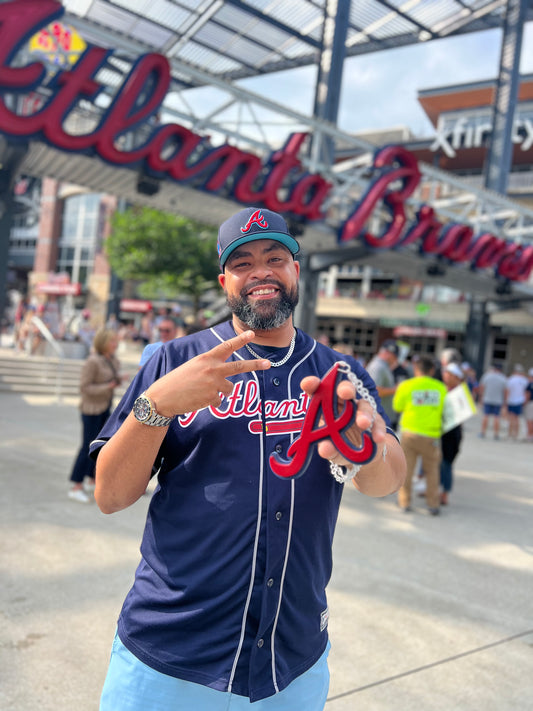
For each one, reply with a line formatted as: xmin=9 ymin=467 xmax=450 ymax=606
xmin=30 ymin=316 xmax=65 ymax=358
xmin=30 ymin=316 xmax=65 ymax=401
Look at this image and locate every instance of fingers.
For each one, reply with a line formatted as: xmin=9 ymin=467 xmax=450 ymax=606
xmin=210 ymin=330 xmax=256 ymax=360
xmin=299 ymin=375 xmax=321 ymax=395
xmin=224 ymin=357 xmax=271 ymax=376
xmin=300 ymin=375 xmax=356 ymax=402
xmin=336 ymin=379 xmax=356 ymax=402
xmin=210 ymin=330 xmax=271 ymax=375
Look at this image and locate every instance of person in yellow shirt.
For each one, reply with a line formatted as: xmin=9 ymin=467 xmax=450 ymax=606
xmin=393 ymin=356 xmax=448 ymax=515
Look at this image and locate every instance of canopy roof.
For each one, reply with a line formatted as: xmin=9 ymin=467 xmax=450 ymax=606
xmin=4 ymin=0 xmax=533 ymax=303
xmin=62 ymin=0 xmax=533 ymax=87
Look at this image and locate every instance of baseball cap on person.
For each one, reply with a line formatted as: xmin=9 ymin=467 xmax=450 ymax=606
xmin=217 ymin=207 xmax=300 ymax=270
xmin=380 ymin=339 xmax=400 ymax=357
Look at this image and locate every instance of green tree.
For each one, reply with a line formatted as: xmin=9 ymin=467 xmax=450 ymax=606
xmin=106 ymin=206 xmax=220 ymax=315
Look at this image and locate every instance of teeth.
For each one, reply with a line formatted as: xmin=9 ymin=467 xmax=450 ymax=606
xmin=252 ymin=288 xmax=275 ymax=295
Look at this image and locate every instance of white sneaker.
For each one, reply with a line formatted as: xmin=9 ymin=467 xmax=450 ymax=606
xmin=83 ymin=479 xmax=96 ymax=493
xmin=68 ymin=488 xmax=91 ymax=503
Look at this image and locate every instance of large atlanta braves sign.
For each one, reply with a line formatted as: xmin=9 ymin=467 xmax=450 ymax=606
xmin=1 ymin=0 xmax=532 ymax=282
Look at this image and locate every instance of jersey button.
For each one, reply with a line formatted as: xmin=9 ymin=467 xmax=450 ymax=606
xmin=272 ymin=377 xmax=280 ymax=386
xmin=275 ymin=444 xmax=283 ymax=453
xmin=275 ymin=511 xmax=282 ymax=520
xmin=267 ymin=578 xmax=274 ymax=587
xmin=257 ymin=638 xmax=264 ymax=648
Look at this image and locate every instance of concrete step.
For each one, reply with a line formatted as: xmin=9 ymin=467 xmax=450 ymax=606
xmin=0 ymin=350 xmax=137 ymax=398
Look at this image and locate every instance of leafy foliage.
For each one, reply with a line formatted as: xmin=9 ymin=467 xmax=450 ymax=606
xmin=105 ymin=206 xmax=220 ymax=311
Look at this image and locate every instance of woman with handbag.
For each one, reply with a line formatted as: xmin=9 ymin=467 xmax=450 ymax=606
xmin=68 ymin=327 xmax=122 ymax=503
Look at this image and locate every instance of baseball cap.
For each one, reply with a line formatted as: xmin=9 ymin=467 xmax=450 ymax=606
xmin=380 ymin=339 xmax=400 ymax=357
xmin=217 ymin=207 xmax=300 ymax=270
xmin=445 ymin=363 xmax=464 ymax=379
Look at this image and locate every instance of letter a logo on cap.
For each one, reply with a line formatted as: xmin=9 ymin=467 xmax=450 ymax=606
xmin=241 ymin=209 xmax=268 ymax=234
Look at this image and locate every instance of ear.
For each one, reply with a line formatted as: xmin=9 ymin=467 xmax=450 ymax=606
xmin=294 ymin=260 xmax=300 ymax=279
xmin=218 ymin=273 xmax=226 ymax=290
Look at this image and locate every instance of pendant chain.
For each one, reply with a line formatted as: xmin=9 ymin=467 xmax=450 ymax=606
xmin=329 ymin=361 xmax=379 ymax=484
xmin=244 ymin=332 xmax=296 ymax=368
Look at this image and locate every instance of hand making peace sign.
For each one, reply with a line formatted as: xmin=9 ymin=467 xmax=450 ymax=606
xmin=145 ymin=330 xmax=271 ymax=416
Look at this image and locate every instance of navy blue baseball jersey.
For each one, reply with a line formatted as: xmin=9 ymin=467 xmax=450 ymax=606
xmin=90 ymin=321 xmax=391 ymax=702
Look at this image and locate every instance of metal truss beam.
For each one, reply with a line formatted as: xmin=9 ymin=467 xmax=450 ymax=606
xmin=484 ymin=0 xmax=528 ymax=194
xmin=311 ymin=0 xmax=350 ymax=167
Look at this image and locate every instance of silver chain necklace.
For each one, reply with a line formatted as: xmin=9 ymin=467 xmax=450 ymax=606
xmin=245 ymin=331 xmax=296 ymax=367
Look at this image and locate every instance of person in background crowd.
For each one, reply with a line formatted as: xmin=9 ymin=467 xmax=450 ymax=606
xmin=171 ymin=303 xmax=186 ymax=330
xmin=76 ymin=309 xmax=96 ymax=354
xmin=478 ymin=363 xmax=508 ymax=440
xmin=21 ymin=304 xmax=43 ymax=355
xmin=106 ymin=313 xmax=120 ymax=332
xmin=434 ymin=347 xmax=462 ymax=381
xmin=366 ymin=340 xmax=400 ymax=427
xmin=139 ymin=316 xmax=180 ymax=367
xmin=389 ymin=346 xmax=410 ymax=430
xmin=41 ymin=295 xmax=63 ymax=340
xmin=525 ymin=368 xmax=533 ymax=442
xmin=139 ymin=310 xmax=154 ymax=347
xmin=440 ymin=363 xmax=464 ymax=506
xmin=506 ymin=364 xmax=529 ymax=440
xmin=391 ymin=353 xmax=410 ymax=384
xmin=393 ymin=355 xmax=447 ymax=515
xmin=68 ymin=328 xmax=122 ymax=503
xmin=333 ymin=342 xmax=355 ymax=357
xmin=461 ymin=362 xmax=479 ymax=402
xmin=13 ymin=295 xmax=29 ymax=353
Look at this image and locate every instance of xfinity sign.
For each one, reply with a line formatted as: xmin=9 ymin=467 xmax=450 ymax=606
xmin=430 ymin=113 xmax=533 ymax=158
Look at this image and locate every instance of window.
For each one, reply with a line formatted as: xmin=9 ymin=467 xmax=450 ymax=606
xmin=57 ymin=193 xmax=103 ymax=284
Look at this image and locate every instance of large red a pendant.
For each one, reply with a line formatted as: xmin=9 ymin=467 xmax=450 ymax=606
xmin=270 ymin=362 xmax=376 ymax=479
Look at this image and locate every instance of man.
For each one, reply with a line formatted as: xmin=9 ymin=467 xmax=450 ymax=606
xmin=390 ymin=346 xmax=410 ymax=430
xmin=92 ymin=206 xmax=406 ymax=711
xmin=478 ymin=363 xmax=508 ymax=440
xmin=505 ymin=363 xmax=529 ymax=440
xmin=393 ymin=355 xmax=447 ymax=515
xmin=138 ymin=315 xmax=179 ymax=367
xmin=525 ymin=368 xmax=533 ymax=441
xmin=366 ymin=340 xmax=399 ymax=426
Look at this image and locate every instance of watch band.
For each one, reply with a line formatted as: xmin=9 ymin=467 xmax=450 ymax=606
xmin=133 ymin=392 xmax=175 ymax=427
xmin=142 ymin=410 xmax=175 ymax=427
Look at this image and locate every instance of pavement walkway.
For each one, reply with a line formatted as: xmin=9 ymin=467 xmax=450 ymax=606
xmin=0 ymin=384 xmax=532 ymax=710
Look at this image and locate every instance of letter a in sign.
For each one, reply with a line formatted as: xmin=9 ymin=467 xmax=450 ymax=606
xmin=270 ymin=362 xmax=376 ymax=479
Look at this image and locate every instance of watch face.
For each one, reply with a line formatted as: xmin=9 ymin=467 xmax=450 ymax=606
xmin=134 ymin=395 xmax=152 ymax=422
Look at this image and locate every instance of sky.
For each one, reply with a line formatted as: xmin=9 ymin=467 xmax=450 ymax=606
xmin=235 ymin=21 xmax=533 ymax=141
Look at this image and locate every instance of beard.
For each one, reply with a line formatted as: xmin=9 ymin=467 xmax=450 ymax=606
xmin=227 ymin=280 xmax=299 ymax=331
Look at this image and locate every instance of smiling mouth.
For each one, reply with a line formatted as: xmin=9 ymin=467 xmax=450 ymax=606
xmin=247 ymin=286 xmax=279 ymax=298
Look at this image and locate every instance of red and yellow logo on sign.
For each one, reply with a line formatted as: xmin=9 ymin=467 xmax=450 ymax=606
xmin=28 ymin=21 xmax=86 ymax=71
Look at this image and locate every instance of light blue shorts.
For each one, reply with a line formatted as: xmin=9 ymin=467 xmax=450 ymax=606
xmin=100 ymin=631 xmax=330 ymax=710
